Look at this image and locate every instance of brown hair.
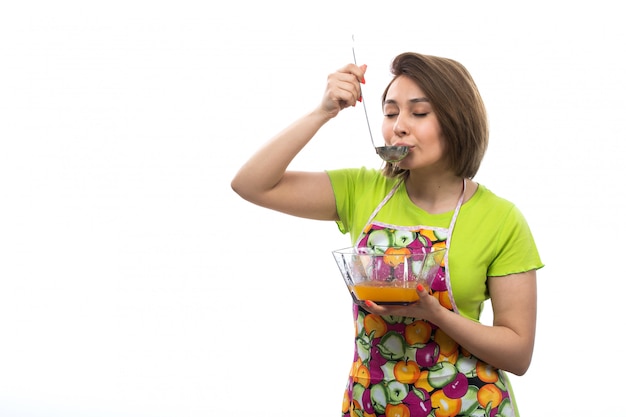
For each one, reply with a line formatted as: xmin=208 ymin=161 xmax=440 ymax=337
xmin=381 ymin=52 xmax=488 ymax=179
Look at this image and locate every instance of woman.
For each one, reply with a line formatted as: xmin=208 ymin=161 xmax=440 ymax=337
xmin=231 ymin=52 xmax=543 ymax=416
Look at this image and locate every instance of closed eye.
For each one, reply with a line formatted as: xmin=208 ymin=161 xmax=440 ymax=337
xmin=384 ymin=113 xmax=428 ymax=118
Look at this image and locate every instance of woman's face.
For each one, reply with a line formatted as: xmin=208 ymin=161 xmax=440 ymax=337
xmin=382 ymin=75 xmax=447 ymax=172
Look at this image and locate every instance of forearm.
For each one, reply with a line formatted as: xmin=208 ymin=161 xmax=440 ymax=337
xmin=231 ymin=107 xmax=331 ymax=202
xmin=429 ymin=306 xmax=535 ymax=375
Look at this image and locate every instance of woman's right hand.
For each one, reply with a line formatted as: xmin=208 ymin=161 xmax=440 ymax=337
xmin=231 ymin=63 xmax=365 ymax=221
xmin=319 ymin=63 xmax=367 ymax=119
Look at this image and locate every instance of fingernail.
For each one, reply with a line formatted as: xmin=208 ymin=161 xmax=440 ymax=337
xmin=361 ymin=77 xmax=366 ymax=84
xmin=365 ymin=300 xmax=373 ymax=307
xmin=358 ymin=96 xmax=362 ymax=102
xmin=417 ymin=284 xmax=424 ymax=292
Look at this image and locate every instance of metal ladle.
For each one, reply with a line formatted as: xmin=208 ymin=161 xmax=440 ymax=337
xmin=352 ymin=37 xmax=408 ymax=163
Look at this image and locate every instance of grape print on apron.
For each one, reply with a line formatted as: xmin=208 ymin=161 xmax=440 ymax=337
xmin=342 ymin=179 xmax=518 ymax=417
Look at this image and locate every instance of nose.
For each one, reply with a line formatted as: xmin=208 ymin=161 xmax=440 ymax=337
xmin=393 ymin=113 xmax=408 ymax=137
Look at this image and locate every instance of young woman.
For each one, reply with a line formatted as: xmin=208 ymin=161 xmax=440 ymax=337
xmin=232 ymin=52 xmax=543 ymax=417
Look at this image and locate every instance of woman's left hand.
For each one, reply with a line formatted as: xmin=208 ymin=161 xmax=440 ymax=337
xmin=362 ymin=284 xmax=444 ymax=320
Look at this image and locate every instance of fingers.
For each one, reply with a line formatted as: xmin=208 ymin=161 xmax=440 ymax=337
xmin=363 ymin=300 xmax=413 ymax=316
xmin=353 ymin=64 xmax=367 ymax=103
xmin=336 ymin=62 xmax=367 ymax=83
xmin=362 ymin=284 xmax=431 ymax=318
xmin=328 ymin=63 xmax=367 ymax=108
xmin=363 ymin=299 xmax=385 ymax=315
xmin=319 ymin=63 xmax=367 ymax=117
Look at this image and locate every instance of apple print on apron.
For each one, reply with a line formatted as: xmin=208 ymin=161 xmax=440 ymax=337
xmin=342 ymin=179 xmax=517 ymax=417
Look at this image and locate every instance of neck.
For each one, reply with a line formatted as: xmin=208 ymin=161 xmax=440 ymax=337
xmin=404 ymin=172 xmax=466 ymax=214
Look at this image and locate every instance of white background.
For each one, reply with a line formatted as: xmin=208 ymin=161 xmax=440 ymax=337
xmin=1 ymin=1 xmax=624 ymax=416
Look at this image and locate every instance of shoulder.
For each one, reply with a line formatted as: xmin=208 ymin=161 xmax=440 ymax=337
xmin=326 ymin=167 xmax=396 ymax=194
xmin=326 ymin=166 xmax=385 ymax=182
xmin=465 ymin=183 xmax=518 ymax=214
xmin=455 ymin=183 xmax=543 ymax=275
xmin=458 ymin=183 xmax=533 ymax=237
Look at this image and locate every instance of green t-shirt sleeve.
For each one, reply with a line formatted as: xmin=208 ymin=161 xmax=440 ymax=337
xmin=327 ymin=167 xmax=387 ymax=238
xmin=326 ymin=168 xmax=355 ymax=235
xmin=488 ymin=204 xmax=544 ymax=277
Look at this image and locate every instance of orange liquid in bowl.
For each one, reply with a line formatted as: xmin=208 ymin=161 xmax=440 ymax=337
xmin=350 ymin=281 xmax=423 ymax=304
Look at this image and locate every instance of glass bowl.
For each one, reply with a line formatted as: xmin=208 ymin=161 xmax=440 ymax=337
xmin=332 ymin=246 xmax=447 ymax=305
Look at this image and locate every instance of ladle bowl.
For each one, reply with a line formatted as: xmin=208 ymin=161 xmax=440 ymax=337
xmin=376 ymin=146 xmax=409 ymax=163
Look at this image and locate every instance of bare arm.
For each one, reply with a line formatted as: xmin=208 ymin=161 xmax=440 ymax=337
xmin=231 ymin=63 xmax=367 ymax=221
xmin=365 ymin=270 xmax=537 ymax=375
xmin=432 ymin=271 xmax=537 ymax=375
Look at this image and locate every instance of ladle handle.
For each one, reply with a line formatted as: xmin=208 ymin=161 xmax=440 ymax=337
xmin=351 ymin=35 xmax=377 ymax=149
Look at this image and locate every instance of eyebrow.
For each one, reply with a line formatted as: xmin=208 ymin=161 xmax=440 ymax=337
xmin=384 ymin=97 xmax=430 ymax=105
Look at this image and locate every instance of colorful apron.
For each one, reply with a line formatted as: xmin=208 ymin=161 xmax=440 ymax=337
xmin=342 ymin=179 xmax=517 ymax=417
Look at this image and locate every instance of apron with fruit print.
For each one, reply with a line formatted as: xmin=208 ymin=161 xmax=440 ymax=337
xmin=342 ymin=179 xmax=518 ymax=417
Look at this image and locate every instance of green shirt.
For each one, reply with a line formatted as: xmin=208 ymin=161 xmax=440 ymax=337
xmin=327 ymin=167 xmax=544 ymax=320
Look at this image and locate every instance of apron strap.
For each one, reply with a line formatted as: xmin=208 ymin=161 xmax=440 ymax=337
xmin=444 ymin=178 xmax=466 ymax=274
xmin=356 ymin=179 xmax=404 ymax=241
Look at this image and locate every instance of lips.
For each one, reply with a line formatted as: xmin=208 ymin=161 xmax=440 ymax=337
xmin=391 ymin=141 xmax=412 ymax=148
